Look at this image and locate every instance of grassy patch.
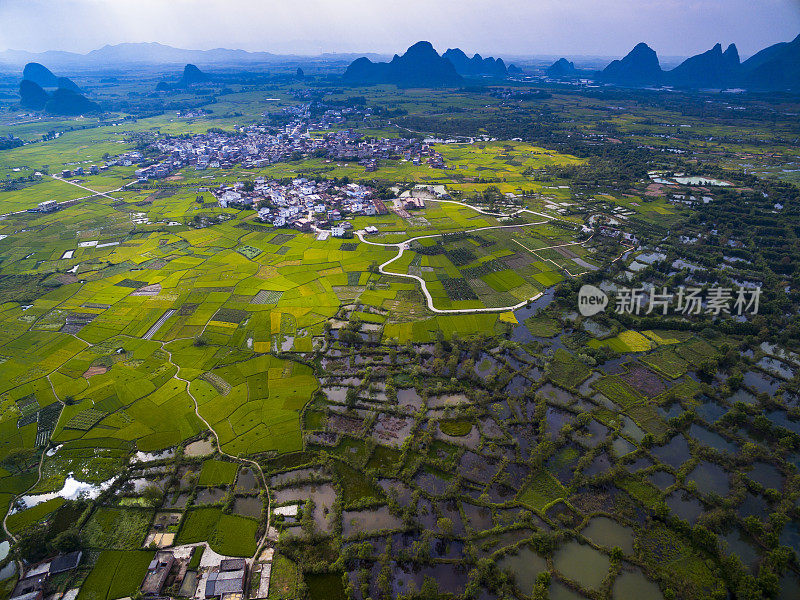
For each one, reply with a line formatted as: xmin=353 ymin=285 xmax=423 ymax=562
xmin=439 ymin=418 xmax=473 ymax=437
xmin=547 ymin=348 xmax=590 ymax=388
xmin=82 ymin=507 xmax=152 ymax=549
xmin=197 ymin=459 xmax=239 ymax=486
xmin=332 ymin=459 xmax=383 ymax=506
xmin=6 ymin=497 xmax=64 ymax=533
xmin=641 ymin=347 xmax=689 ymax=379
xmin=268 ymin=553 xmax=302 ymax=600
xmin=518 ymin=469 xmax=565 ymax=511
xmin=524 ymin=316 xmax=561 ymax=338
xmin=592 ymin=375 xmax=645 ymax=409
xmin=76 ymin=550 xmax=155 ymax=600
xmin=640 ymin=524 xmax=724 ymax=597
xmin=588 ymin=330 xmax=653 ymax=353
xmin=176 ymin=507 xmax=258 ymax=557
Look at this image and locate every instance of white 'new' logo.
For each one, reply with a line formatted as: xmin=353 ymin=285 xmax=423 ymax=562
xmin=577 ymin=284 xmax=608 ymax=317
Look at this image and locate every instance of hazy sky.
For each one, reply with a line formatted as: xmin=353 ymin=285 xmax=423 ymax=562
xmin=0 ymin=0 xmax=798 ymax=58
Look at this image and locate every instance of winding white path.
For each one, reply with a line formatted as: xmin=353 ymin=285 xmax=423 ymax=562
xmin=356 ymin=201 xmax=593 ymax=314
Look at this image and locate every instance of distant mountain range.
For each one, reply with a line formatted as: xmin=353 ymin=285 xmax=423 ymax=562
xmin=4 ymin=36 xmax=799 ymax=91
xmin=0 ymin=42 xmax=387 ymax=70
xmin=547 ymin=34 xmax=800 ymax=90
xmin=342 ymin=42 xmax=517 ymax=87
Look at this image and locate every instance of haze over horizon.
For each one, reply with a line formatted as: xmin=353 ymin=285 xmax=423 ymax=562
xmin=0 ymin=0 xmax=799 ymax=60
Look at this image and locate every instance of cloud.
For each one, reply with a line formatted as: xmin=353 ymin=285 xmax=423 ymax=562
xmin=0 ymin=0 xmax=798 ymax=57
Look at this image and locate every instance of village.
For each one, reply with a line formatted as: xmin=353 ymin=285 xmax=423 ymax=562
xmin=131 ymin=103 xmax=446 ymax=183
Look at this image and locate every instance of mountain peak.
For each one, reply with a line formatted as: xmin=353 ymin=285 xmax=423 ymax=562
xmin=344 ymin=41 xmax=463 ymax=87
xmin=442 ymin=47 xmax=508 ymax=78
xmin=23 ymin=62 xmax=58 ymax=87
xmin=724 ymin=44 xmax=740 ymax=64
xmin=180 ymin=63 xmax=210 ymax=85
xmin=601 ymin=43 xmax=661 ymax=84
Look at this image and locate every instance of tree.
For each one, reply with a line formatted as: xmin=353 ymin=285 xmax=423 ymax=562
xmin=436 ymin=517 xmax=453 ymax=536
xmin=16 ymin=527 xmax=50 ymax=562
xmin=3 ymin=447 xmax=36 ymax=473
xmin=301 ymin=497 xmax=317 ymax=536
xmin=52 ymin=529 xmax=82 ymax=553
xmin=142 ymin=484 xmax=164 ymax=507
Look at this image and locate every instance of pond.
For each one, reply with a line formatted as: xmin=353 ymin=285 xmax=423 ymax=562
xmin=766 ymin=410 xmax=800 ymax=435
xmin=20 ymin=474 xmax=117 ymax=509
xmin=474 ymin=354 xmax=499 ymax=378
xmin=391 ymin=563 xmax=468 ymax=597
xmin=545 ymin=407 xmax=573 ymax=440
xmin=378 ymin=478 xmax=413 ymax=505
xmin=460 ymin=451 xmax=501 ymax=484
xmin=270 ymin=467 xmax=326 ymax=487
xmin=196 ymin=487 xmax=225 ymax=504
xmin=651 ymin=435 xmax=691 ymax=469
xmin=573 ymin=419 xmax=609 ymax=449
xmin=550 ymin=580 xmax=588 ymax=600
xmin=233 ymin=496 xmax=263 ymax=518
xmin=505 ymin=375 xmax=531 ymax=398
xmin=164 ymin=492 xmax=190 ymax=509
xmin=620 ymin=416 xmax=646 ymax=443
xmin=132 ymin=448 xmax=175 ymax=463
xmin=498 ymin=546 xmax=548 ymax=594
xmin=666 ymin=490 xmax=704 ymax=525
xmin=720 ymin=528 xmax=761 ymax=572
xmin=686 ymin=461 xmax=730 ymax=496
xmin=758 ymin=357 xmax=795 ymax=380
xmin=272 ymin=483 xmax=337 ymax=533
xmin=613 ymin=569 xmax=663 ymax=599
xmin=428 ymin=394 xmax=470 ymax=408
xmin=672 ymin=175 xmax=731 ymax=186
xmin=611 ymin=437 xmax=636 ymax=458
xmin=583 ymin=453 xmax=612 ymax=477
xmin=656 ymin=403 xmax=684 ymax=420
xmin=624 ymin=456 xmax=653 ymax=473
xmin=695 ymin=398 xmax=727 ymax=423
xmin=397 ymin=388 xmax=423 ymax=411
xmin=779 ymin=521 xmax=800 ymax=555
xmin=323 ymin=386 xmax=350 ymax=403
xmin=747 ymin=462 xmax=783 ymax=491
xmin=343 ymin=506 xmax=403 ymax=537
xmin=743 ymin=371 xmax=781 ymax=395
xmin=582 ymin=516 xmax=635 ymax=554
xmin=553 ymin=541 xmax=610 ymax=591
xmin=477 ymin=529 xmax=535 ymax=557
xmin=462 ymin=502 xmax=494 ymax=532
xmin=647 ymin=470 xmax=675 ymax=490
xmin=728 ymin=389 xmax=757 ymax=405
xmin=737 ymin=491 xmax=771 ymax=520
xmin=413 ymin=467 xmax=451 ymax=496
xmin=511 ymin=288 xmax=556 ymax=337
xmin=0 ymin=552 xmax=16 ymax=581
xmin=236 ymin=467 xmax=258 ymax=492
xmin=538 ymin=384 xmax=577 ymax=406
xmin=778 ymin=572 xmax=800 ymax=600
xmin=687 ymin=424 xmax=738 ymax=454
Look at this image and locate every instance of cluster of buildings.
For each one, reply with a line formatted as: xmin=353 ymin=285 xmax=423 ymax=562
xmin=132 ymin=123 xmax=446 ymax=183
xmin=139 ymin=550 xmax=248 ymax=600
xmin=7 ymin=551 xmax=83 ymax=600
xmin=8 ymin=547 xmax=251 ymax=600
xmin=215 ymin=177 xmax=389 ymax=234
